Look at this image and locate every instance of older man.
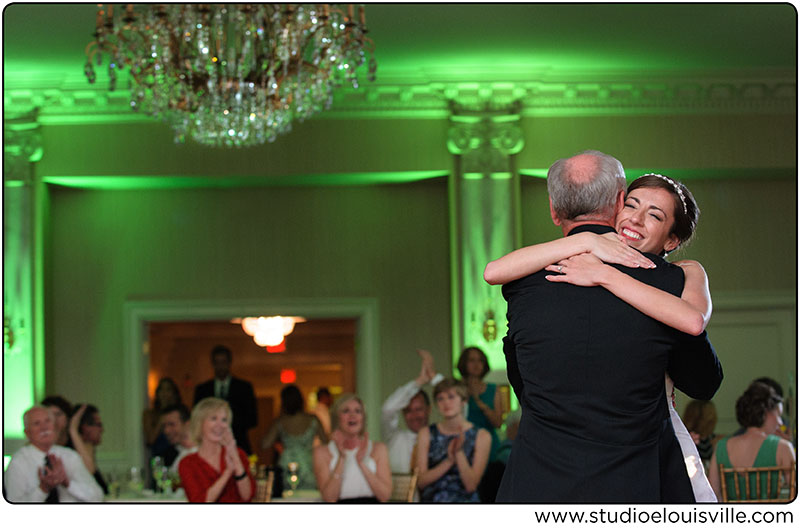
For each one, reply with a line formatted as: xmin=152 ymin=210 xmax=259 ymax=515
xmin=496 ymin=150 xmax=722 ymax=502
xmin=160 ymin=403 xmax=197 ymax=473
xmin=5 ymin=406 xmax=104 ymax=502
xmin=381 ymin=349 xmax=442 ymax=473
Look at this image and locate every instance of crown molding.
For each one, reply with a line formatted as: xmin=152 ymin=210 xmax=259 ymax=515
xmin=4 ymin=70 xmax=795 ymax=124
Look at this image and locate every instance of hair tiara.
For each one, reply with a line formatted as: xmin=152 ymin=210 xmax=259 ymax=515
xmin=644 ymin=173 xmax=687 ymax=215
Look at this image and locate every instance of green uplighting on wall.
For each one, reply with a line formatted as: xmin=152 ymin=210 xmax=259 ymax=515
xmin=520 ymin=168 xmax=794 ymax=181
xmin=519 ymin=169 xmax=548 ymax=179
xmin=42 ymin=171 xmax=449 ymax=190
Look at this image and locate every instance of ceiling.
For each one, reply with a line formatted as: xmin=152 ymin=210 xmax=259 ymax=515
xmin=3 ymin=3 xmax=794 ymax=187
xmin=3 ymin=3 xmax=795 ymax=86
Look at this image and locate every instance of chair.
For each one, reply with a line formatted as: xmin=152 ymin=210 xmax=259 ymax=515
xmin=254 ymin=466 xmax=275 ymax=503
xmin=389 ymin=467 xmax=420 ymax=503
xmin=719 ymin=463 xmax=796 ymax=503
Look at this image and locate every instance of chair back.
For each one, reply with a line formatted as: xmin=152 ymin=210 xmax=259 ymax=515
xmin=254 ymin=466 xmax=275 ymax=503
xmin=719 ymin=462 xmax=796 ymax=503
xmin=389 ymin=467 xmax=420 ymax=503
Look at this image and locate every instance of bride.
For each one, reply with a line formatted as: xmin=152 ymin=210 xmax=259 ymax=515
xmin=485 ymin=172 xmax=717 ymax=502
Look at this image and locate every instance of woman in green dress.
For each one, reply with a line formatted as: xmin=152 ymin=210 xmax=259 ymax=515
xmin=261 ymin=384 xmax=328 ymax=491
xmin=709 ymin=381 xmax=795 ymax=500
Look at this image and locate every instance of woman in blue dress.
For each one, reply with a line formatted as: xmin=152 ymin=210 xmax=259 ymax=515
xmin=415 ymin=378 xmax=491 ymax=502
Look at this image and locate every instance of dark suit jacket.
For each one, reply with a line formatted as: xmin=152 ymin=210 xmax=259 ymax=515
xmin=194 ymin=376 xmax=258 ymax=454
xmin=497 ymin=224 xmax=722 ymax=503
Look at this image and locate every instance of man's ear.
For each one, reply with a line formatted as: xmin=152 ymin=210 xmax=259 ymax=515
xmin=614 ymin=190 xmax=626 ymax=217
xmin=549 ymin=197 xmax=561 ymax=226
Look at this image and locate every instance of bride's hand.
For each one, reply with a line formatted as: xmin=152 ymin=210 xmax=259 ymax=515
xmin=544 ymin=253 xmax=609 ymax=287
xmin=584 ymin=232 xmax=655 ymax=269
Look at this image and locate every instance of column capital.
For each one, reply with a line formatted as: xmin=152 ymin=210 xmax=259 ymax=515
xmin=4 ymin=108 xmax=43 ymax=183
xmin=447 ymin=102 xmax=524 ymax=175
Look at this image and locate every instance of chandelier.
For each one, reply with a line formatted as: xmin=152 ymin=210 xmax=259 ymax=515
xmin=233 ymin=316 xmax=306 ymax=349
xmin=84 ymin=4 xmax=376 ymax=147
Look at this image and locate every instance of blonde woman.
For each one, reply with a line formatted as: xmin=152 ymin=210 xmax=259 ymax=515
xmin=178 ymin=397 xmax=254 ymax=502
xmin=312 ymin=393 xmax=391 ymax=502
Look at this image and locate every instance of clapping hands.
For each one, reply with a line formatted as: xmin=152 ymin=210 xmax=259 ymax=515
xmin=221 ymin=427 xmax=237 ymax=451
xmin=447 ymin=429 xmax=465 ymax=462
xmin=466 ymin=378 xmax=483 ymax=398
xmin=221 ymin=427 xmax=240 ymax=474
xmin=355 ymin=432 xmax=370 ymax=464
xmin=39 ymin=454 xmax=68 ymax=491
xmin=416 ymin=349 xmax=436 ymax=386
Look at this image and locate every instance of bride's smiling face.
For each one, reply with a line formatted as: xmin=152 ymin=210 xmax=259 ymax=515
xmin=615 ymin=186 xmax=680 ymax=255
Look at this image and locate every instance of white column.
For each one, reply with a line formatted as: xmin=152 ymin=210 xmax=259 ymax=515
xmin=447 ymin=104 xmax=524 ymax=386
xmin=3 ymin=108 xmax=44 ymax=444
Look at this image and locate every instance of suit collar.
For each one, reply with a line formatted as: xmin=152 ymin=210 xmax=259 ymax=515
xmin=567 ymin=224 xmax=616 ymax=236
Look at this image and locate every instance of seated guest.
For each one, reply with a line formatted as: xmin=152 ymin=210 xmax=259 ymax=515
xmin=313 ymin=393 xmax=392 ymax=503
xmin=160 ymin=403 xmax=197 ymax=474
xmin=143 ymin=377 xmax=183 ymax=465
xmin=68 ymin=404 xmax=108 ymax=495
xmin=41 ymin=395 xmax=72 ymax=447
xmin=178 ymin=397 xmax=254 ymax=503
xmin=381 ymin=348 xmax=442 ymax=473
xmin=313 ymin=387 xmax=333 ymax=437
xmin=5 ymin=406 xmax=103 ymax=502
xmin=745 ymin=377 xmax=793 ymax=442
xmin=415 ymin=378 xmax=491 ymax=503
xmin=709 ymin=381 xmax=796 ymax=501
xmin=682 ymin=399 xmax=720 ymax=467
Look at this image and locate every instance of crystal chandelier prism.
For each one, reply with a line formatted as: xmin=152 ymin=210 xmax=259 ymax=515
xmin=84 ymin=4 xmax=376 ymax=147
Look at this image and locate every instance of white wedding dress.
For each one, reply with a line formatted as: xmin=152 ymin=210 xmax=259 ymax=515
xmin=665 ymin=375 xmax=718 ymax=502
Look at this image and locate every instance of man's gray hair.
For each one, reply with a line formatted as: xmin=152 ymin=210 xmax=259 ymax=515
xmin=547 ymin=149 xmax=626 ymax=221
xmin=23 ymin=405 xmax=53 ymax=429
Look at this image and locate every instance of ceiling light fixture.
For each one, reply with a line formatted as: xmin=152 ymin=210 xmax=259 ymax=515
xmin=234 ymin=316 xmax=306 ymax=349
xmin=84 ymin=4 xmax=376 ymax=147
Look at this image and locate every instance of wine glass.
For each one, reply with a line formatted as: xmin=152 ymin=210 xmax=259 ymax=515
xmin=286 ymin=462 xmax=299 ymax=497
xmin=106 ymin=469 xmax=121 ymax=498
xmin=151 ymin=457 xmax=164 ymax=493
xmin=159 ymin=465 xmax=172 ymax=495
xmin=128 ymin=466 xmax=143 ymax=493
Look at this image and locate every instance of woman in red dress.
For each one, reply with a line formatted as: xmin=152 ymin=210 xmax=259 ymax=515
xmin=178 ymin=397 xmax=254 ymax=502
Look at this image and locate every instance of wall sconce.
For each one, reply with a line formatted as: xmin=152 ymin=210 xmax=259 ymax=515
xmin=483 ymin=310 xmax=497 ymax=342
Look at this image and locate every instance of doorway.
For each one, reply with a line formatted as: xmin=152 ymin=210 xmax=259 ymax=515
xmin=146 ymin=318 xmax=356 ymax=464
xmin=122 ymin=297 xmax=380 ymax=469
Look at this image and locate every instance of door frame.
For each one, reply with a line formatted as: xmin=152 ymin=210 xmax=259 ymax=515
xmin=122 ymin=297 xmax=380 ymax=468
